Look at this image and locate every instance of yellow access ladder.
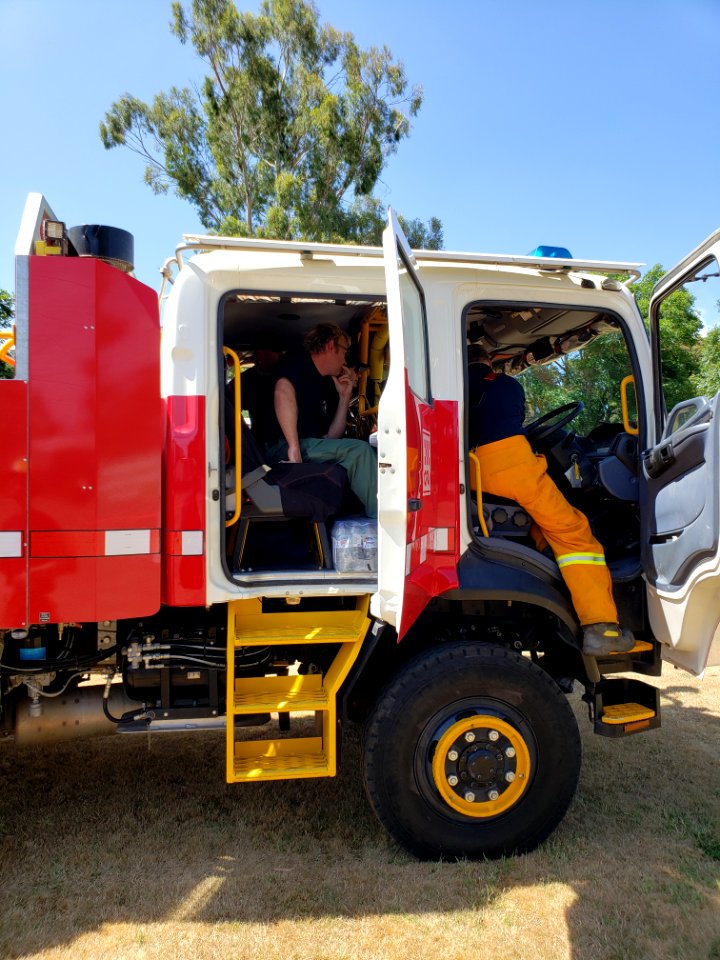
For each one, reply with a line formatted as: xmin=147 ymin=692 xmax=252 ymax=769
xmin=225 ymin=596 xmax=371 ymax=782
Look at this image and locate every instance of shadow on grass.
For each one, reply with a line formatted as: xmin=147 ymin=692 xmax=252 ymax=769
xmin=0 ymin=676 xmax=718 ymax=959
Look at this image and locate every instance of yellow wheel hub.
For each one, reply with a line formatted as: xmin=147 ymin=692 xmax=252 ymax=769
xmin=431 ymin=714 xmax=531 ymax=818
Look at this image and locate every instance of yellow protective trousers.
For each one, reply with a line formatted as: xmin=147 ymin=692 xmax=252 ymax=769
xmin=472 ymin=434 xmax=618 ymax=626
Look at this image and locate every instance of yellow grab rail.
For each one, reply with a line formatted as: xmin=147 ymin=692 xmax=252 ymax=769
xmin=223 ymin=347 xmax=242 ymax=527
xmin=620 ymin=375 xmax=639 ymax=436
xmin=468 ymin=451 xmax=490 ymax=537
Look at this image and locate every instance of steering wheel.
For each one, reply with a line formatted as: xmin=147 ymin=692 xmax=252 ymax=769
xmin=526 ymin=401 xmax=584 ymax=447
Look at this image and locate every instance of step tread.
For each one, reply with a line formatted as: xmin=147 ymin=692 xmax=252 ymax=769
xmin=234 ymin=610 xmax=368 ymax=645
xmin=601 ymin=701 xmax=656 ymax=724
xmin=598 ymin=639 xmax=654 ymax=657
xmin=231 ymin=750 xmax=330 ymax=780
xmin=233 ymin=685 xmax=329 ymax=712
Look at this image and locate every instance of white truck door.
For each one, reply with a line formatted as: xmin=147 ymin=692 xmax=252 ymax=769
xmin=642 ymin=229 xmax=720 ymax=673
xmin=373 ymin=210 xmax=459 ymax=639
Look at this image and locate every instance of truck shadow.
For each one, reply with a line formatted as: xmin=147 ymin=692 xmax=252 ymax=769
xmin=0 ymin=677 xmax=718 ymax=959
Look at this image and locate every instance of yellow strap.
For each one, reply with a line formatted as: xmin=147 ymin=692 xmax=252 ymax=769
xmin=556 ymin=552 xmax=607 ymax=568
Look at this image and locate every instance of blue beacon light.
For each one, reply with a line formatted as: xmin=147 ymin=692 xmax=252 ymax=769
xmin=528 ymin=245 xmax=573 ymax=259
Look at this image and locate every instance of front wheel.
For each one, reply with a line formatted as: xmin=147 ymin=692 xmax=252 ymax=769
xmin=363 ymin=643 xmax=581 ymax=860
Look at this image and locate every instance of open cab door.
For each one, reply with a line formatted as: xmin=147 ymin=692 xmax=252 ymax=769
xmin=642 ymin=229 xmax=720 ymax=674
xmin=373 ymin=211 xmax=459 ymax=639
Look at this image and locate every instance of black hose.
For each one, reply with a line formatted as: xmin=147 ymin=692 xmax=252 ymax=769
xmin=102 ymin=678 xmax=150 ymax=725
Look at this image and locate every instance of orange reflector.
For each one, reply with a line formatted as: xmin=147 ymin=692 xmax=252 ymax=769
xmin=624 ymin=719 xmax=651 ymax=734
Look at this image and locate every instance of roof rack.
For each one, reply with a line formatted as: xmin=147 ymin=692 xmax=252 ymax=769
xmin=173 ymin=233 xmax=644 ymax=281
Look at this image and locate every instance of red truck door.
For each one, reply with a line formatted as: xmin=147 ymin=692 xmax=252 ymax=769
xmin=375 ymin=210 xmax=459 ymax=639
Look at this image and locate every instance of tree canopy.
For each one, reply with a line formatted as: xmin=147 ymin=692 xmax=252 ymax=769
xmin=100 ymin=0 xmax=440 ymax=246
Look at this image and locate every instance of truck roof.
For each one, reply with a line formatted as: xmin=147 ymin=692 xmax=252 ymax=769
xmin=173 ymin=233 xmax=644 ymax=282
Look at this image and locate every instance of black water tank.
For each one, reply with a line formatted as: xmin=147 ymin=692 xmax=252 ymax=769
xmin=68 ymin=224 xmax=134 ymax=274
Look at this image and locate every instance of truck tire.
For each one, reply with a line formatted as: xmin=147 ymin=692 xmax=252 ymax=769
xmin=363 ymin=642 xmax=581 ymax=860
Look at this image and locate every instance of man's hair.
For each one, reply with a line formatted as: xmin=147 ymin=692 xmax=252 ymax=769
xmin=304 ymin=323 xmax=349 ymax=355
xmin=468 ymin=342 xmax=492 ymax=364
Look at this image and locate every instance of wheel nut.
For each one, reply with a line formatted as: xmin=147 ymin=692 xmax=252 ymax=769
xmin=488 ymin=789 xmax=499 ymax=801
xmin=464 ymin=731 xmax=476 ymax=743
xmin=488 ymin=730 xmax=500 ymax=742
xmin=448 ymin=774 xmax=459 ymax=787
xmin=448 ymin=749 xmax=459 ymax=761
xmin=505 ymin=746 xmax=516 ymax=758
xmin=505 ymin=771 xmax=516 ymax=782
xmin=464 ymin=791 xmax=476 ymax=802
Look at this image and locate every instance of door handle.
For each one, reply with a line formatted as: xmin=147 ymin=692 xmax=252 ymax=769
xmin=408 ymin=498 xmax=422 ymax=512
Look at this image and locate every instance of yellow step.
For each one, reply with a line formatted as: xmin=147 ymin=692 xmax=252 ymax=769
xmin=601 ymin=702 xmax=656 ymax=725
xmin=602 ymin=639 xmax=653 ymax=657
xmin=233 ymin=607 xmax=369 ymax=646
xmin=230 ymin=736 xmax=329 ymax=782
xmin=233 ymin=674 xmax=328 ymax=713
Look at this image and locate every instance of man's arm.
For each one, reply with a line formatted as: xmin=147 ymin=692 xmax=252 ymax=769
xmin=326 ymin=366 xmax=354 ymax=439
xmin=274 ymin=377 xmax=302 ymax=462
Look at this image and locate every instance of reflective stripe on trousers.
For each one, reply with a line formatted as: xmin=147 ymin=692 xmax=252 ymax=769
xmin=473 ymin=434 xmax=618 ymax=626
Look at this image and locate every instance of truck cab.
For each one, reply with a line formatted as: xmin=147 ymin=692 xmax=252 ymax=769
xmin=1 ymin=194 xmax=718 ymax=860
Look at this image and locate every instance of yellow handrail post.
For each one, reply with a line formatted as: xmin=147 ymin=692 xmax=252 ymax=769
xmin=223 ymin=347 xmax=242 ymax=527
xmin=468 ymin=451 xmax=490 ymax=538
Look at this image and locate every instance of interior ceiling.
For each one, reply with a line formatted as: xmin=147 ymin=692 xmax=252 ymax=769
xmin=223 ymin=295 xmax=385 ymax=348
xmin=466 ymin=304 xmax=617 ymax=369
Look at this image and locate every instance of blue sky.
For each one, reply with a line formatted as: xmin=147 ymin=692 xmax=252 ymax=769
xmin=3 ymin=0 xmax=720 ymax=324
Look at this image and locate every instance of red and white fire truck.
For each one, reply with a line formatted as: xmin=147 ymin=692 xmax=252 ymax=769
xmin=1 ymin=193 xmax=718 ymax=859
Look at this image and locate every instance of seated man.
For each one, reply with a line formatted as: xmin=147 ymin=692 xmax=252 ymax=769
xmin=468 ymin=343 xmax=634 ymax=657
xmin=265 ymin=323 xmax=377 ymax=519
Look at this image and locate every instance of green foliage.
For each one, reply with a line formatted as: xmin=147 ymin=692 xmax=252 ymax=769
xmin=0 ymin=289 xmax=13 ymax=326
xmin=635 ymin=265 xmax=704 ymax=412
xmin=692 ymin=312 xmax=720 ymax=398
xmin=100 ymin=0 xmax=438 ymax=243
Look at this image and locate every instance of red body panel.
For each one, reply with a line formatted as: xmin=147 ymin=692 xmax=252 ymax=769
xmin=400 ymin=389 xmax=460 ymax=638
xmin=161 ymin=395 xmax=206 ymax=606
xmin=6 ymin=256 xmax=163 ymax=626
xmin=0 ymin=379 xmax=29 ymax=626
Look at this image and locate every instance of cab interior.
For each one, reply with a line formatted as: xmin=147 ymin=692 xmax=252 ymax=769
xmin=464 ymin=300 xmax=643 ymax=623
xmin=219 ymin=291 xmax=388 ymax=581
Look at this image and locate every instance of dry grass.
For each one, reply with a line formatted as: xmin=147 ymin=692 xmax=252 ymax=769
xmin=0 ymin=665 xmax=718 ymax=960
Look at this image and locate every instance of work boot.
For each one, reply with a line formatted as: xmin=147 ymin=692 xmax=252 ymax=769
xmin=582 ymin=622 xmax=635 ymax=657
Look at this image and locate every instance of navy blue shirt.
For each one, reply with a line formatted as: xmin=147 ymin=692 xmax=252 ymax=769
xmin=468 ymin=363 xmax=526 ymax=447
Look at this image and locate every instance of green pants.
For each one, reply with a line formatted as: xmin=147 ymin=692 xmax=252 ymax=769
xmin=267 ymin=437 xmax=378 ymax=519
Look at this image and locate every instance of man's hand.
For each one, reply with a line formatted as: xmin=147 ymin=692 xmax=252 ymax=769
xmin=286 ymin=441 xmax=302 ymax=463
xmin=333 ymin=365 xmax=357 ymax=403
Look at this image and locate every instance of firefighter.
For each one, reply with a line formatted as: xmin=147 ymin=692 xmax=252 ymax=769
xmin=468 ymin=343 xmax=634 ymax=657
xmin=266 ymin=323 xmax=378 ymax=519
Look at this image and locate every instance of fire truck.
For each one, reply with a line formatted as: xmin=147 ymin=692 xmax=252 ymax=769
xmin=1 ymin=192 xmax=718 ymax=860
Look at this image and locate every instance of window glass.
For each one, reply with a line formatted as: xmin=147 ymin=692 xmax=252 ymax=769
xmin=654 ymin=254 xmax=719 ymax=424
xmin=519 ymin=331 xmax=634 ymax=436
xmin=397 ymin=245 xmax=430 ymax=402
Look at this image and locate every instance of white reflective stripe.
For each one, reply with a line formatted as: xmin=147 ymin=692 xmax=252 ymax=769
xmin=556 ymin=552 xmax=606 ymax=568
xmin=182 ymin=531 xmax=204 ymax=556
xmin=420 ymin=534 xmax=428 ymax=564
xmin=105 ymin=530 xmax=151 ymax=556
xmin=433 ymin=527 xmax=449 ymax=551
xmin=0 ymin=532 xmax=22 ymax=557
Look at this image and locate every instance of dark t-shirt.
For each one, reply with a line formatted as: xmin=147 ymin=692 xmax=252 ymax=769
xmin=265 ymin=350 xmax=339 ymax=444
xmin=468 ymin=363 xmax=526 ymax=447
xmin=241 ymin=365 xmax=278 ymax=447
